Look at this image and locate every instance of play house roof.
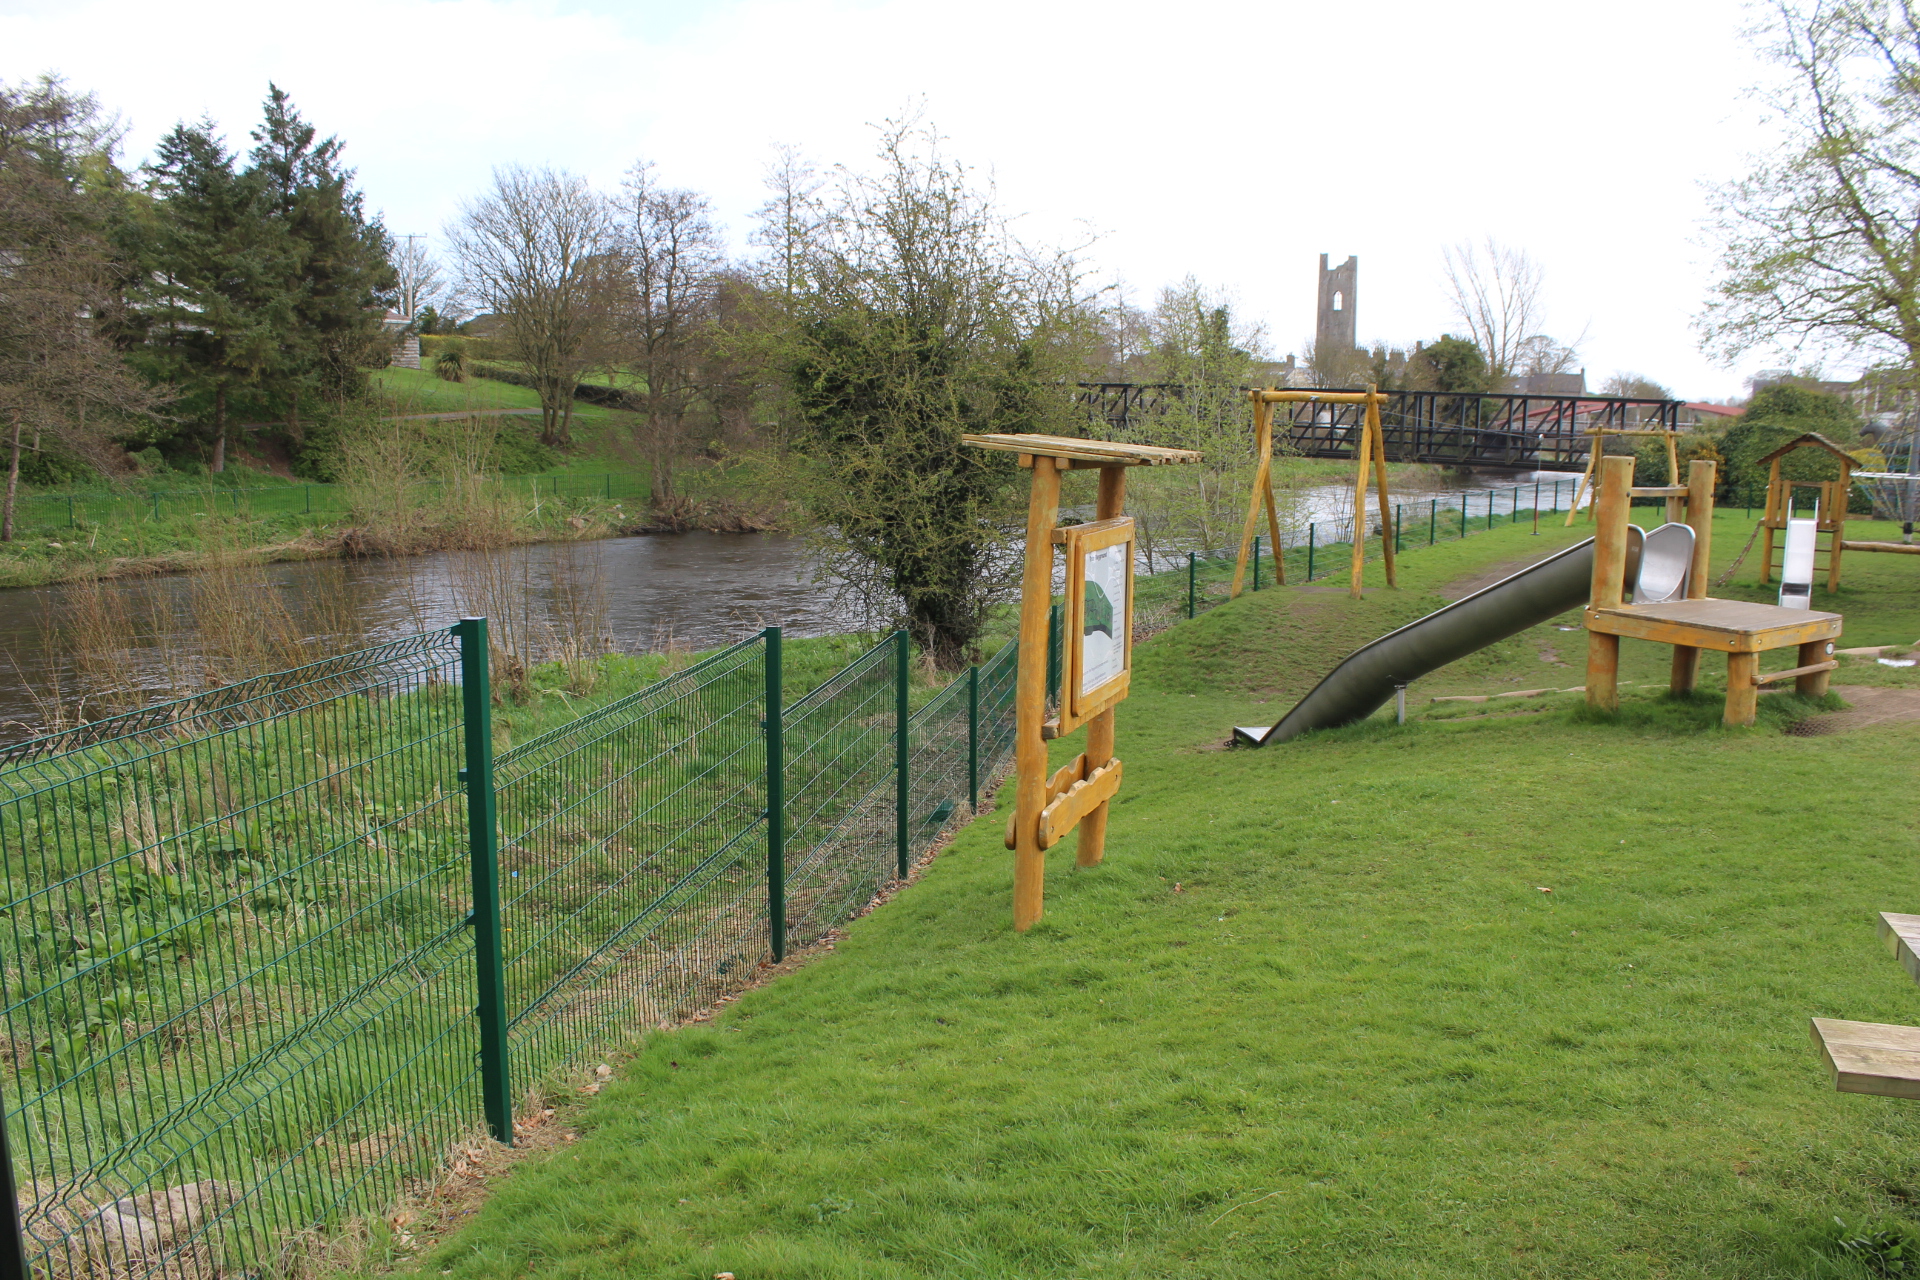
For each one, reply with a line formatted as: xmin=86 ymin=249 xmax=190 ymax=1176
xmin=961 ymin=434 xmax=1202 ymax=466
xmin=1755 ymin=432 xmax=1857 ymax=471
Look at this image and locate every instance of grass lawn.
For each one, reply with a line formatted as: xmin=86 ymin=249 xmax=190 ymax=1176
xmin=386 ymin=514 xmax=1920 ymax=1280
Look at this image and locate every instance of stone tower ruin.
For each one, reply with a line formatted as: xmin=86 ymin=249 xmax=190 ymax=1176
xmin=1316 ymin=254 xmax=1358 ymax=356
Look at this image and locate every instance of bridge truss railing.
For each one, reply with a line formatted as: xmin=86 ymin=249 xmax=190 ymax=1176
xmin=1075 ymin=383 xmax=1685 ymax=472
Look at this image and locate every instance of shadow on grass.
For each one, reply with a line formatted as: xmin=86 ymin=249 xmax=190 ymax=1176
xmin=1568 ymin=688 xmax=1846 ymax=734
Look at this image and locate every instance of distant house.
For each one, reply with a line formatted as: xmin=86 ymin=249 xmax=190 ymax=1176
xmin=1678 ymin=402 xmax=1742 ymax=429
xmin=1512 ymin=370 xmax=1587 ymax=395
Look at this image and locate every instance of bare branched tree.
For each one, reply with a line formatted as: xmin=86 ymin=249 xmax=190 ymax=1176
xmin=0 ymin=76 xmax=162 ymax=541
xmin=391 ymin=234 xmax=444 ymax=321
xmin=610 ymin=161 xmax=726 ymax=508
xmin=1703 ymin=0 xmax=1920 ymax=385
xmin=1442 ymin=238 xmax=1552 ymax=386
xmin=448 ymin=166 xmax=613 ymax=447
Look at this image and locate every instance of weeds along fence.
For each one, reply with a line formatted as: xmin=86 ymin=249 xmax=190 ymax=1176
xmin=1145 ymin=476 xmax=1593 ymax=623
xmin=7 ymin=473 xmax=653 ymax=536
xmin=0 ymin=623 xmax=1017 ymax=1279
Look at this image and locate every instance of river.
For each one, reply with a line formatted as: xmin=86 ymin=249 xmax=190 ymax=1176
xmin=0 ymin=467 xmax=1577 ymax=744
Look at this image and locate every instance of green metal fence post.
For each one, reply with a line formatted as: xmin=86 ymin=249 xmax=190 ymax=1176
xmin=1307 ymin=525 xmax=1315 ymax=580
xmin=765 ymin=626 xmax=786 ymax=962
xmin=1460 ymin=498 xmax=1468 ymax=539
xmin=967 ymin=663 xmax=980 ymax=814
xmin=1395 ymin=504 xmax=1403 ymax=553
xmin=1429 ymin=499 xmax=1437 ymax=545
xmin=0 ymin=1079 xmax=30 ymax=1280
xmin=305 ymin=485 xmax=311 ymax=515
xmin=894 ymin=629 xmax=911 ymax=880
xmin=67 ymin=494 xmax=74 ymax=527
xmin=454 ymin=617 xmax=513 ymax=1145
xmin=1187 ymin=553 xmax=1197 ymax=617
xmin=1253 ymin=535 xmax=1261 ymax=591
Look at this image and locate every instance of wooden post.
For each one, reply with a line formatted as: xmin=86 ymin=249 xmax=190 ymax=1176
xmin=1725 ymin=652 xmax=1759 ymax=727
xmin=1825 ymin=477 xmax=1846 ymax=592
xmin=1013 ymin=457 xmax=1062 ymax=931
xmin=1368 ymin=388 xmax=1397 ymax=588
xmin=1796 ymin=639 xmax=1833 ymax=697
xmin=1349 ymin=398 xmax=1374 ymax=600
xmin=1232 ymin=397 xmax=1273 ymax=599
xmin=1760 ymin=457 xmax=1782 ymax=585
xmin=1664 ymin=429 xmax=1680 ymax=516
xmin=1078 ymin=465 xmax=1126 ymax=868
xmin=1586 ymin=455 xmax=1634 ymax=713
xmin=1670 ymin=458 xmax=1716 ymax=694
xmin=1566 ymin=431 xmax=1602 ymax=527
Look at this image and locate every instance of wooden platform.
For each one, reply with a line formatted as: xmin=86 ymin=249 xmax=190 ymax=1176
xmin=1879 ymin=913 xmax=1920 ymax=986
xmin=1584 ymin=598 xmax=1842 ymax=652
xmin=1811 ymin=1017 xmax=1920 ymax=1098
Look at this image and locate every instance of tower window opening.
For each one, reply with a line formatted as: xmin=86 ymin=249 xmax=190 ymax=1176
xmin=1333 ymin=291 xmax=1344 ymax=312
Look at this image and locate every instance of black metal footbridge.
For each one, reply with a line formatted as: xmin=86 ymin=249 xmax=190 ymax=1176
xmin=1075 ymin=384 xmax=1685 ymax=472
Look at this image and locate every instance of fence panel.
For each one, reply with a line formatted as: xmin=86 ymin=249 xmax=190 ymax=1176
xmin=0 ymin=632 xmax=476 ymax=1280
xmin=494 ymin=637 xmax=769 ymax=1090
xmin=780 ymin=642 xmax=898 ymax=950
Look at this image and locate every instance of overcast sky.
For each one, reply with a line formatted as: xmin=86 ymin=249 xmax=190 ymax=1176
xmin=2 ymin=0 xmax=1799 ymax=400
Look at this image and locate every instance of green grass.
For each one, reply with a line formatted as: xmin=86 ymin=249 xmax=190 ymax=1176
xmin=389 ymin=513 xmax=1920 ymax=1280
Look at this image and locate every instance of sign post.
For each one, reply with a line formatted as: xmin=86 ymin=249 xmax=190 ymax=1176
xmin=962 ymin=433 xmax=1201 ymax=930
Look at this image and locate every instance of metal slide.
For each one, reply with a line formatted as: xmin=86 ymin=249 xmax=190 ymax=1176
xmin=1233 ymin=528 xmax=1679 ymax=747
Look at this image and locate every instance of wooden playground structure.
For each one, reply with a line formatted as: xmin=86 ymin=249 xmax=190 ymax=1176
xmin=1756 ymin=432 xmax=1920 ymax=590
xmin=1566 ymin=423 xmax=1682 ymax=528
xmin=1584 ymin=455 xmax=1841 ymax=727
xmin=962 ymin=432 xmax=1201 ymax=932
xmin=1232 ymin=387 xmax=1396 ymax=602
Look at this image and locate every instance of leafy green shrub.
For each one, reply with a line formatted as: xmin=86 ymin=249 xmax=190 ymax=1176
xmin=434 ymin=345 xmax=468 ymax=382
xmin=132 ymin=447 xmax=169 ymax=474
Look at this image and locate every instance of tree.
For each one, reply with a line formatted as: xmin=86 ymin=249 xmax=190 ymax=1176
xmin=1408 ymin=334 xmax=1494 ymax=394
xmin=1716 ymin=382 xmax=1863 ymax=499
xmin=610 ymin=161 xmax=726 ymax=507
xmin=1441 ymin=238 xmax=1579 ymax=386
xmin=247 ymin=85 xmax=395 ymax=416
xmin=0 ymin=77 xmax=160 ymax=539
xmin=392 ymin=235 xmax=445 ymax=321
xmin=1703 ymin=0 xmax=1920 ymax=383
xmin=771 ymin=119 xmax=1094 ymax=668
xmin=1602 ymin=372 xmax=1673 ymax=399
xmin=1125 ymin=278 xmax=1267 ymax=565
xmin=128 ymin=120 xmax=293 ymax=472
xmin=449 ymin=166 xmax=613 ymax=447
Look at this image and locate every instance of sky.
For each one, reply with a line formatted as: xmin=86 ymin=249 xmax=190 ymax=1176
xmin=0 ymin=0 xmax=1802 ymax=401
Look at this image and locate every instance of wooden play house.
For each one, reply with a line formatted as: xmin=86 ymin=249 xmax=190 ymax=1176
xmin=961 ymin=433 xmax=1202 ymax=931
xmin=1232 ymin=386 xmax=1395 ymax=602
xmin=1756 ymin=431 xmax=1920 ymax=588
xmin=1584 ymin=455 xmax=1843 ymax=727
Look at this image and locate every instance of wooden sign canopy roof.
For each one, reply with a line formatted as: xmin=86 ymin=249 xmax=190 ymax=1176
xmin=962 ymin=434 xmax=1202 ymax=468
xmin=1755 ymin=432 xmax=1857 ymax=471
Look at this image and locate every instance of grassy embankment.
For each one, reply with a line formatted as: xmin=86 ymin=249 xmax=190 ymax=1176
xmin=377 ymin=512 xmax=1920 ymax=1280
xmin=0 ymin=367 xmax=767 ymax=589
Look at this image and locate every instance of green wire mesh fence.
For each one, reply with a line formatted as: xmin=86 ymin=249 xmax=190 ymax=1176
xmin=0 ymin=621 xmax=1020 ymax=1278
xmin=0 ymin=631 xmax=476 ymax=1280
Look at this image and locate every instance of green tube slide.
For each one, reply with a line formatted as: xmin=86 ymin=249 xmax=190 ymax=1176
xmin=1233 ymin=532 xmax=1648 ymax=747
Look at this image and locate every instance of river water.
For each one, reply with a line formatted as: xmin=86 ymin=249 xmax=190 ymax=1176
xmin=0 ymin=467 xmax=1575 ymax=743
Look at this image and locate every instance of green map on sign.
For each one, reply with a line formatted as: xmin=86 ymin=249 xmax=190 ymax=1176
xmin=1084 ymin=580 xmax=1114 ymax=638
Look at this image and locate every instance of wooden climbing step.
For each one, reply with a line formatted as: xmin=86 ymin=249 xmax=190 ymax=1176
xmin=1811 ymin=1017 xmax=1920 ymax=1098
xmin=1878 ymin=913 xmax=1920 ymax=986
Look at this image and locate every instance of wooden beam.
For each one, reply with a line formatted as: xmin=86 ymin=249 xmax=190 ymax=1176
xmin=1231 ymin=400 xmax=1272 ymax=600
xmin=1078 ymin=465 xmax=1126 ymax=868
xmin=1878 ymin=913 xmax=1920 ymax=987
xmin=1012 ymin=457 xmax=1062 ymax=931
xmin=1752 ymin=659 xmax=1837 ymax=685
xmin=1349 ymin=398 xmax=1375 ymax=600
xmin=1369 ymin=387 xmax=1397 ymax=588
xmin=1586 ymin=456 xmax=1633 ymax=714
xmin=1039 ymin=759 xmax=1124 ymax=849
xmin=1843 ymin=540 xmax=1920 ymax=554
xmin=1811 ymin=1017 xmax=1920 ymax=1099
